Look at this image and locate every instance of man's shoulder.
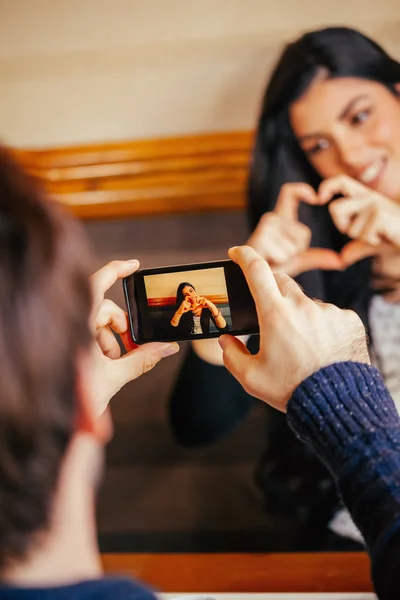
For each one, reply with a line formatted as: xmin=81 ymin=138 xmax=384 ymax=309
xmin=0 ymin=577 xmax=157 ymax=600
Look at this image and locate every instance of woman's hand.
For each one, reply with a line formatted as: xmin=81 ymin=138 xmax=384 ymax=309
xmin=178 ymin=297 xmax=194 ymax=314
xmin=91 ymin=260 xmax=179 ymax=415
xmin=171 ymin=297 xmax=194 ymax=326
xmin=321 ymin=175 xmax=400 ymax=248
xmin=198 ymin=297 xmax=215 ymax=312
xmin=248 ymin=182 xmax=343 ymax=277
xmin=320 ymin=175 xmax=400 ymax=301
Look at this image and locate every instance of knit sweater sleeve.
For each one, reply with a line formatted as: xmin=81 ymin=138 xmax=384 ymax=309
xmin=287 ymin=362 xmax=400 ymax=599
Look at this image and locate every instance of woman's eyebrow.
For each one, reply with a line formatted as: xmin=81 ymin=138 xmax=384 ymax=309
xmin=297 ymin=94 xmax=371 ymax=144
xmin=338 ymin=94 xmax=369 ymax=120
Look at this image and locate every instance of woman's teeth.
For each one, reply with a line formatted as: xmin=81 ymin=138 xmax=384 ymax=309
xmin=359 ymin=159 xmax=385 ymax=184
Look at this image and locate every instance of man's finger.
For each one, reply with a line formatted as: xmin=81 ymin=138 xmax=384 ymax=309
xmin=275 ymin=183 xmax=319 ymax=220
xmin=219 ymin=335 xmax=253 ymax=390
xmin=120 ymin=329 xmax=139 ymax=353
xmin=96 ymin=326 xmax=122 ymax=360
xmin=283 ymin=248 xmax=344 ymax=277
xmin=96 ymin=299 xmax=129 ymax=334
xmin=228 ymin=246 xmax=282 ymax=311
xmin=91 ymin=259 xmax=140 ymax=312
xmin=114 ymin=342 xmax=180 ymax=387
xmin=274 ymin=272 xmax=306 ymax=301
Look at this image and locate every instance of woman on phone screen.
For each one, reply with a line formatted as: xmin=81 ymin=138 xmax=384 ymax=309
xmin=170 ymin=282 xmax=227 ymax=337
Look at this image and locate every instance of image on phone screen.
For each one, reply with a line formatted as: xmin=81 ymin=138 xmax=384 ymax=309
xmin=124 ymin=260 xmax=259 ymax=343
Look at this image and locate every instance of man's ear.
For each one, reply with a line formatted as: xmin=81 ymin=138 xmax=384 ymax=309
xmin=395 ymin=82 xmax=400 ymax=97
xmin=75 ymin=350 xmax=113 ymax=444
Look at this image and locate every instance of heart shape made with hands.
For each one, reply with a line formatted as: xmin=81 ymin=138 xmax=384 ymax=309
xmin=286 ymin=236 xmax=380 ymax=277
xmin=184 ymin=295 xmax=206 ymax=316
xmin=192 ymin=297 xmax=210 ymax=316
xmin=269 ymin=176 xmax=389 ymax=278
xmin=320 ymin=175 xmax=393 ymax=267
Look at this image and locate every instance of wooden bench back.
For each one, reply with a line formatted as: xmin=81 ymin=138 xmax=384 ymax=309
xmin=13 ymin=131 xmax=253 ymax=219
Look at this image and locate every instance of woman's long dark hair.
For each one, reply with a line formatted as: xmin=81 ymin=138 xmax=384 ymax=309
xmin=175 ymin=282 xmax=196 ymax=336
xmin=249 ymin=27 xmax=400 ymax=319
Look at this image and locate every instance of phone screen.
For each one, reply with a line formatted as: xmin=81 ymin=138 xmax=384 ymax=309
xmin=123 ymin=259 xmax=259 ymax=343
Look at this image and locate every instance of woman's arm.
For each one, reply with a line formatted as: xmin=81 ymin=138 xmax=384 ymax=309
xmin=202 ymin=299 xmax=227 ymax=330
xmin=171 ymin=298 xmax=192 ymax=327
xmin=170 ymin=309 xmax=183 ymax=327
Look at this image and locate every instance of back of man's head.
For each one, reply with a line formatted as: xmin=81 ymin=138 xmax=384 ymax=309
xmin=0 ymin=147 xmax=93 ymax=570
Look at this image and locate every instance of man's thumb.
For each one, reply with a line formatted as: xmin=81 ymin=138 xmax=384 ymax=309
xmin=219 ymin=335 xmax=252 ymax=383
xmin=116 ymin=342 xmax=179 ymax=387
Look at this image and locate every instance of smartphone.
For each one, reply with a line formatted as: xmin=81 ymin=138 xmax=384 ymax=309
xmin=123 ymin=259 xmax=259 ymax=344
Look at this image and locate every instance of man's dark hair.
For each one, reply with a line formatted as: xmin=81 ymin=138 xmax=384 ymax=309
xmin=0 ymin=147 xmax=93 ymax=569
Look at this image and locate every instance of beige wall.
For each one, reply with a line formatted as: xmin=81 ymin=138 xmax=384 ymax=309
xmin=1 ymin=0 xmax=399 ymax=148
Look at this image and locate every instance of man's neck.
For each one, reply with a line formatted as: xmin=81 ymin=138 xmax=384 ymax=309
xmin=2 ymin=435 xmax=103 ymax=588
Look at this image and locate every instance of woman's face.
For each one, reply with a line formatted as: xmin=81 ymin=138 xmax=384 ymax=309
xmin=182 ymin=285 xmax=197 ymax=300
xmin=290 ymin=77 xmax=400 ymax=201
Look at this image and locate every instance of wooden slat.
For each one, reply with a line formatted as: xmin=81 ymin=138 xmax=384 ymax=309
xmin=101 ymin=552 xmax=373 ymax=593
xmin=12 ymin=131 xmax=253 ymax=220
xmin=15 ymin=132 xmax=253 ymax=168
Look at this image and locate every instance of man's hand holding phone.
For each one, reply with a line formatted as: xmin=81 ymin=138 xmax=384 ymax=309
xmin=219 ymin=246 xmax=370 ymax=411
xmin=91 ymin=260 xmax=179 ymax=416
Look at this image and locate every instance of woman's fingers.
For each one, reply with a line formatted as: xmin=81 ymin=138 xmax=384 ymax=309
xmin=275 ymin=182 xmax=319 ymax=220
xmin=248 ymin=214 xmax=311 ymax=264
xmin=329 ymin=196 xmax=376 ymax=234
xmin=372 ymin=250 xmax=400 ymax=279
xmin=371 ymin=276 xmax=400 ymax=291
xmin=329 ymin=187 xmax=400 ymax=251
xmin=282 ymin=247 xmax=344 ymax=277
xmin=347 ymin=206 xmax=381 ymax=245
xmin=341 ymin=241 xmax=398 ymax=268
xmin=283 ymin=219 xmax=312 ymax=249
xmin=340 ymin=240 xmax=381 ymax=266
xmin=319 ymin=175 xmax=373 ymax=204
xmin=381 ymin=289 xmax=400 ymax=303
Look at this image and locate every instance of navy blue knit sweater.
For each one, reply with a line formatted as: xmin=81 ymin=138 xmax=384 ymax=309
xmin=0 ymin=577 xmax=156 ymax=599
xmin=288 ymin=361 xmax=400 ymax=599
xmin=0 ymin=362 xmax=397 ymax=599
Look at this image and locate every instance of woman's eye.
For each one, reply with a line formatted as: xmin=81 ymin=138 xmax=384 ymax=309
xmin=305 ymin=139 xmax=330 ymax=156
xmin=351 ymin=108 xmax=370 ymax=125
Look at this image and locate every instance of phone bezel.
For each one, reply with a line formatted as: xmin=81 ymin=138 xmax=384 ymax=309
xmin=123 ymin=259 xmax=259 ymax=344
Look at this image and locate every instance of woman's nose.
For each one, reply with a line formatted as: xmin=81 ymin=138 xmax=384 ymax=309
xmin=336 ymin=135 xmax=370 ymax=173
